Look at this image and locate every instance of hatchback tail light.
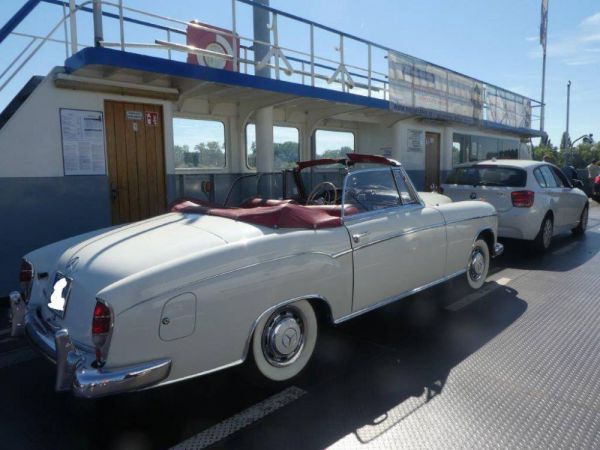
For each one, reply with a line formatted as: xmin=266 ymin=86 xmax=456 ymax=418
xmin=511 ymin=190 xmax=535 ymax=208
xmin=595 ymin=175 xmax=600 ymax=184
xmin=92 ymin=300 xmax=112 ymax=365
xmin=19 ymin=259 xmax=34 ymax=301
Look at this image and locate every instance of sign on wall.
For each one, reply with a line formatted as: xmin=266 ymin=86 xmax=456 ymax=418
xmin=407 ymin=129 xmax=424 ymax=152
xmin=59 ymin=109 xmax=106 ymax=176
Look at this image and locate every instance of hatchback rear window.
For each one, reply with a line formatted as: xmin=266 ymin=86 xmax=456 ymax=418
xmin=446 ymin=166 xmax=527 ymax=187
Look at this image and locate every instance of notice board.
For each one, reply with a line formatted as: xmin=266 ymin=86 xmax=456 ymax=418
xmin=59 ymin=109 xmax=106 ymax=175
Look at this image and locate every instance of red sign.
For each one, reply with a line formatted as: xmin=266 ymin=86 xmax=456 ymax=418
xmin=186 ymin=21 xmax=239 ymax=72
xmin=144 ymin=111 xmax=158 ymax=127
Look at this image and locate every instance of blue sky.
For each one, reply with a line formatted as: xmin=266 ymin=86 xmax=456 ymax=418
xmin=1 ymin=0 xmax=598 ymax=147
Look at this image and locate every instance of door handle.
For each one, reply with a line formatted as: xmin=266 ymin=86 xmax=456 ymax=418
xmin=352 ymin=232 xmax=369 ymax=243
xmin=110 ymin=183 xmax=119 ymax=202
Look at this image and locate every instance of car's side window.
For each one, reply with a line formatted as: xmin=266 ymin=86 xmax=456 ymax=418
xmin=551 ymin=166 xmax=571 ymax=188
xmin=343 ymin=169 xmax=401 ymax=214
xmin=392 ymin=169 xmax=419 ymax=205
xmin=540 ymin=166 xmax=559 ymax=188
xmin=533 ymin=167 xmax=547 ymax=188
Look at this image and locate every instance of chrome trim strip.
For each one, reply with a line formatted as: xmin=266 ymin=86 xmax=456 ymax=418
xmin=334 ymin=269 xmax=466 ymax=324
xmin=351 ymin=222 xmax=445 ymax=251
xmin=119 ymin=253 xmax=345 ymax=315
xmin=155 ymin=359 xmax=244 ymax=388
xmin=444 ymin=214 xmax=497 ymax=226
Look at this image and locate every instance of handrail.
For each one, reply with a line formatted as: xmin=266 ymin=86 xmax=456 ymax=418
xmin=0 ymin=0 xmax=541 ymax=128
xmin=0 ymin=0 xmax=41 ymax=45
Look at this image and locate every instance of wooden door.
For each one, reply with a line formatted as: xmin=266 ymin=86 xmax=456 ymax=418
xmin=104 ymin=101 xmax=167 ymax=224
xmin=425 ymin=132 xmax=441 ymax=192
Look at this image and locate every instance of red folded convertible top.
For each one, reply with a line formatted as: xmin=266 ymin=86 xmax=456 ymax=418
xmin=170 ymin=199 xmax=355 ymax=229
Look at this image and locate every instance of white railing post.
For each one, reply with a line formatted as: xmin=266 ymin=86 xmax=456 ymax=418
xmin=118 ymin=0 xmax=125 ymax=51
xmin=166 ymin=29 xmax=172 ymax=59
xmin=339 ymin=34 xmax=344 ymax=92
xmin=62 ymin=3 xmax=69 ymax=58
xmin=310 ymin=24 xmax=315 ymax=87
xmin=273 ymin=13 xmax=280 ymax=80
xmin=367 ymin=43 xmax=372 ymax=97
xmin=69 ymin=0 xmax=78 ymax=54
xmin=231 ymin=0 xmax=238 ymax=71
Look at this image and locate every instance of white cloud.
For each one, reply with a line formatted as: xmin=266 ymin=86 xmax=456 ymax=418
xmin=525 ymin=36 xmax=538 ymax=42
xmin=527 ymin=11 xmax=600 ymax=66
xmin=580 ymin=12 xmax=600 ymax=27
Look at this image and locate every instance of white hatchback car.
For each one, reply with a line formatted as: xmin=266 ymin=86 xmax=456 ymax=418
xmin=442 ymin=160 xmax=589 ymax=251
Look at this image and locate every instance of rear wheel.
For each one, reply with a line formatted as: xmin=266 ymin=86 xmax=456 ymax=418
xmin=248 ymin=300 xmax=317 ymax=382
xmin=572 ymin=204 xmax=589 ymax=236
xmin=465 ymin=239 xmax=490 ymax=290
xmin=533 ymin=215 xmax=553 ymax=252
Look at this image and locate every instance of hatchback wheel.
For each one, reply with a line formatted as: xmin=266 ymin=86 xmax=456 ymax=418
xmin=249 ymin=300 xmax=317 ymax=382
xmin=534 ymin=215 xmax=553 ymax=251
xmin=572 ymin=204 xmax=589 ymax=236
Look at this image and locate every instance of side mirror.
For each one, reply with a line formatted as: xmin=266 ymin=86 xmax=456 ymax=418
xmin=572 ymin=179 xmax=584 ymax=189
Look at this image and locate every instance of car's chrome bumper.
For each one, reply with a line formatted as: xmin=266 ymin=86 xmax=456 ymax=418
xmin=9 ymin=291 xmax=171 ymax=399
xmin=493 ymin=242 xmax=504 ymax=258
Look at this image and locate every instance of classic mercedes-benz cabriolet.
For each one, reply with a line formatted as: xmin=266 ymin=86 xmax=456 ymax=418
xmin=10 ymin=154 xmax=502 ymax=398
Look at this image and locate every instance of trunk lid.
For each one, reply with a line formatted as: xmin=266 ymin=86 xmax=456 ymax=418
xmin=38 ymin=213 xmax=266 ymax=345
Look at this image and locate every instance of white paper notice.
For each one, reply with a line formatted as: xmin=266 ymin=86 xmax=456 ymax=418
xmin=60 ymin=109 xmax=106 ymax=175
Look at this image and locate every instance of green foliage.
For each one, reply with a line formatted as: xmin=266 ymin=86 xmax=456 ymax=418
xmin=532 ymin=140 xmax=600 ymax=169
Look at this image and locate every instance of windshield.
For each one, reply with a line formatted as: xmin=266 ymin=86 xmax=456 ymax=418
xmin=446 ymin=165 xmax=527 ymax=187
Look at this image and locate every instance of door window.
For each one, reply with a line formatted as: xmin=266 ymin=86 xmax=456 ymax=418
xmin=533 ymin=167 xmax=547 ymax=188
xmin=393 ymin=169 xmax=419 ymax=205
xmin=540 ymin=166 xmax=559 ymax=188
xmin=551 ymin=166 xmax=571 ymax=188
xmin=343 ymin=170 xmax=401 ymax=214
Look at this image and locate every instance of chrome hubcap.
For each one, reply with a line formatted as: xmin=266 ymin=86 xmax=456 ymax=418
xmin=468 ymin=249 xmax=486 ymax=282
xmin=543 ymin=219 xmax=553 ymax=248
xmin=262 ymin=308 xmax=305 ymax=367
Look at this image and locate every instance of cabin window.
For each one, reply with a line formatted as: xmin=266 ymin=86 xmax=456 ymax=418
xmin=173 ymin=118 xmax=226 ymax=169
xmin=246 ymin=124 xmax=300 ymax=170
xmin=452 ymin=133 xmax=519 ymax=166
xmin=314 ymin=129 xmax=355 ymax=159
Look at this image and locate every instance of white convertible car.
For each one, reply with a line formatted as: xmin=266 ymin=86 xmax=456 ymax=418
xmin=10 ymin=154 xmax=502 ymax=398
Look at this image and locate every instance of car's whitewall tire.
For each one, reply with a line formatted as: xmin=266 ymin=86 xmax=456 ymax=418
xmin=250 ymin=300 xmax=317 ymax=382
xmin=466 ymin=239 xmax=490 ymax=290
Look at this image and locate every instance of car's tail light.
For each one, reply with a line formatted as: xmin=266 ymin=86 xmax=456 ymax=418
xmin=595 ymin=175 xmax=600 ymax=184
xmin=92 ymin=300 xmax=112 ymax=365
xmin=19 ymin=259 xmax=34 ymax=301
xmin=511 ymin=190 xmax=535 ymax=208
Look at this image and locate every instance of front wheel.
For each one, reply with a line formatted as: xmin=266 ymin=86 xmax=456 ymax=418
xmin=465 ymin=239 xmax=490 ymax=290
xmin=249 ymin=300 xmax=317 ymax=382
xmin=572 ymin=204 xmax=589 ymax=236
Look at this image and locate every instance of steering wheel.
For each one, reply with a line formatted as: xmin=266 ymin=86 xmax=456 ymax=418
xmin=307 ymin=182 xmax=338 ymax=205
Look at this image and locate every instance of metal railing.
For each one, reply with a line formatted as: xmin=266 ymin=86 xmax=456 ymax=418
xmin=0 ymin=0 xmax=541 ymax=130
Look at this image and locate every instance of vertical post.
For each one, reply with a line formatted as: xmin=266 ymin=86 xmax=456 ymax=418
xmin=62 ymin=3 xmax=69 ymax=58
xmin=69 ymin=0 xmax=78 ymax=55
xmin=231 ymin=0 xmax=238 ymax=71
xmin=310 ymin=24 xmax=315 ymax=87
xmin=566 ymin=80 xmax=571 ymax=138
xmin=273 ymin=13 xmax=279 ymax=80
xmin=166 ymin=29 xmax=172 ymax=59
xmin=253 ymin=0 xmax=271 ymax=78
xmin=540 ymin=50 xmax=546 ymax=133
xmin=367 ymin=43 xmax=372 ymax=97
xmin=92 ymin=0 xmax=103 ymax=47
xmin=339 ymin=34 xmax=344 ymax=93
xmin=118 ymin=0 xmax=124 ymax=51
